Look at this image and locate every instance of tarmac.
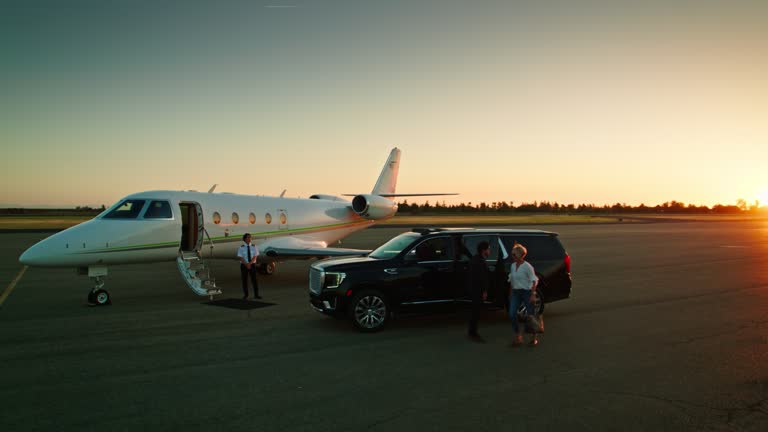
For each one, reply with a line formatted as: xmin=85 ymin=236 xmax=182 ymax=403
xmin=2 ymin=222 xmax=768 ymax=431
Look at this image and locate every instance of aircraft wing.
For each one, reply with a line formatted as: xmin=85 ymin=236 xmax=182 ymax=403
xmin=342 ymin=193 xmax=458 ymax=197
xmin=260 ymin=237 xmax=369 ymax=259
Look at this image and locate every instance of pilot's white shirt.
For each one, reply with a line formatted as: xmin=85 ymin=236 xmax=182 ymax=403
xmin=237 ymin=242 xmax=260 ymax=263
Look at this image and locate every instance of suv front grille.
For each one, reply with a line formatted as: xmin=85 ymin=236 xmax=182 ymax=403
xmin=309 ymin=267 xmax=324 ymax=295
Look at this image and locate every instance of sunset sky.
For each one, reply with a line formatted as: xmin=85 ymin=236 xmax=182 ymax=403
xmin=1 ymin=0 xmax=766 ymax=208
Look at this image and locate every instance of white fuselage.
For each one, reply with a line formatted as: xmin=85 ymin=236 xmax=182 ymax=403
xmin=19 ymin=190 xmax=382 ymax=268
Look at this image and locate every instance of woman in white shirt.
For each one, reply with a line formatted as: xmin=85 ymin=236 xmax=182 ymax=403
xmin=508 ymin=244 xmax=539 ymax=346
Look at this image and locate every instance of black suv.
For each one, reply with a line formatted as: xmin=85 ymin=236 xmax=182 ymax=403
xmin=309 ymin=228 xmax=572 ymax=332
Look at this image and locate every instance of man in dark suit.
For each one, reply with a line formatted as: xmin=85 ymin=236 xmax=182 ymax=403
xmin=467 ymin=241 xmax=490 ymax=342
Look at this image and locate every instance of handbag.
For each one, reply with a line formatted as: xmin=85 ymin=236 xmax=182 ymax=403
xmin=525 ymin=314 xmax=544 ymax=334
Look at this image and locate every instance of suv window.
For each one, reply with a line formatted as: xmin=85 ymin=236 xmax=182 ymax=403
xmin=405 ymin=236 xmax=454 ymax=261
xmin=143 ymin=200 xmax=173 ymax=219
xmin=460 ymin=234 xmax=500 ymax=262
xmin=103 ymin=200 xmax=146 ymax=219
xmin=370 ymin=232 xmax=420 ymax=259
xmin=500 ymin=235 xmax=564 ymax=260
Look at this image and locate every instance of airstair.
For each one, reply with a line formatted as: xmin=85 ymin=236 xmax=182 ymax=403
xmin=176 ymin=250 xmax=222 ymax=300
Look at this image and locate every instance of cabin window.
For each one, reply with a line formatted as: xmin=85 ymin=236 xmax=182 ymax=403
xmin=103 ymin=200 xmax=146 ymax=219
xmin=144 ymin=201 xmax=173 ymax=219
xmin=232 ymin=212 xmax=240 ymax=224
xmin=213 ymin=212 xmax=221 ymax=224
xmin=249 ymin=213 xmax=256 ymax=224
xmin=280 ymin=212 xmax=287 ymax=224
xmin=265 ymin=213 xmax=272 ymax=224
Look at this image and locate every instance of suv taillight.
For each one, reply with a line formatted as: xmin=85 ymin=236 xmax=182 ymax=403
xmin=564 ymin=254 xmax=571 ymax=273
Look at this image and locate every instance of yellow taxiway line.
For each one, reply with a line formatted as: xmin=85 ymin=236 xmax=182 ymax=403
xmin=0 ymin=266 xmax=28 ymax=308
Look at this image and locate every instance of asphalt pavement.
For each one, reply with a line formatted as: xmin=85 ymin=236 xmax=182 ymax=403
xmin=1 ymin=222 xmax=768 ymax=431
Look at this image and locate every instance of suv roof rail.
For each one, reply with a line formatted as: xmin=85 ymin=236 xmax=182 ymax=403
xmin=411 ymin=227 xmax=436 ymax=235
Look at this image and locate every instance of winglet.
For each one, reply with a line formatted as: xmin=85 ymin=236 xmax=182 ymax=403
xmin=208 ymin=184 xmax=218 ymax=193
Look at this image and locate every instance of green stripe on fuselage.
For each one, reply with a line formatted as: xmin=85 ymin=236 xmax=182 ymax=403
xmin=207 ymin=219 xmax=372 ymax=242
xmin=76 ymin=220 xmax=372 ymax=254
xmin=76 ymin=242 xmax=180 ymax=254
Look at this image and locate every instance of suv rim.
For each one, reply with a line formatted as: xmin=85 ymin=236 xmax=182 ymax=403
xmin=354 ymin=295 xmax=386 ymax=329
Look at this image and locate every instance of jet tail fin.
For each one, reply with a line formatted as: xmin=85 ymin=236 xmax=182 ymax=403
xmin=371 ymin=148 xmax=401 ymax=196
xmin=342 ymin=147 xmax=457 ymax=199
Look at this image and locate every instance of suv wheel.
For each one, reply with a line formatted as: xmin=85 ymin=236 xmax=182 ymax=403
xmin=349 ymin=290 xmax=389 ymax=332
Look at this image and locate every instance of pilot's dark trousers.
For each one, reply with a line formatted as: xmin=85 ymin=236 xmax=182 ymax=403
xmin=240 ymin=264 xmax=259 ymax=298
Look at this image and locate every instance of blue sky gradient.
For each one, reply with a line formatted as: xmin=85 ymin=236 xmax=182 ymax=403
xmin=2 ymin=0 xmax=767 ymax=207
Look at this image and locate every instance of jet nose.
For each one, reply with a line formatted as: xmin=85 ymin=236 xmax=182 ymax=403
xmin=19 ymin=241 xmax=47 ymax=266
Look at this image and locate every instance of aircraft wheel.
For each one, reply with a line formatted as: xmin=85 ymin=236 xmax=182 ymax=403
xmin=261 ymin=262 xmax=276 ymax=275
xmin=93 ymin=289 xmax=112 ymax=306
xmin=87 ymin=291 xmax=96 ymax=304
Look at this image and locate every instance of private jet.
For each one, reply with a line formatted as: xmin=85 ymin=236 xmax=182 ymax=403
xmin=19 ymin=148 xmax=453 ymax=305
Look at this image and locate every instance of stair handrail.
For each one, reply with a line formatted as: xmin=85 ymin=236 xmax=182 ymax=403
xmin=202 ymin=227 xmax=214 ymax=258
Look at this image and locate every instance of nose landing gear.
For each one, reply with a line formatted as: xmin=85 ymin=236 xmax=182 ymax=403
xmin=87 ymin=276 xmax=111 ymax=306
xmin=260 ymin=261 xmax=277 ymax=275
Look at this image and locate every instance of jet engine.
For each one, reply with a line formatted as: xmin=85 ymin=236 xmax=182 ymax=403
xmin=351 ymin=194 xmax=398 ymax=219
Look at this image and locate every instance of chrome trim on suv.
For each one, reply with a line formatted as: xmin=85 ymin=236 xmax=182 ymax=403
xmin=309 ymin=267 xmax=324 ymax=295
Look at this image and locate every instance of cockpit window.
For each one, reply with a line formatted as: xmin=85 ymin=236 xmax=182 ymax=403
xmin=144 ymin=201 xmax=173 ymax=219
xmin=103 ymin=200 xmax=146 ymax=219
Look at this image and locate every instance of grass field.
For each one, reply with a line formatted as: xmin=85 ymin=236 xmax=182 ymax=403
xmin=616 ymin=214 xmax=768 ymax=221
xmin=2 ymin=213 xmax=765 ymax=230
xmin=0 ymin=214 xmax=630 ymax=230
xmin=0 ymin=216 xmax=94 ymax=230
xmin=380 ymin=214 xmax=627 ymax=226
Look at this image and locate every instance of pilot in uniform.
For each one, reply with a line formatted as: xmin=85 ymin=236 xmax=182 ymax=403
xmin=237 ymin=233 xmax=261 ymax=299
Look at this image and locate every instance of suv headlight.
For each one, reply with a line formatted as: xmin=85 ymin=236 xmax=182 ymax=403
xmin=324 ymin=272 xmax=346 ymax=289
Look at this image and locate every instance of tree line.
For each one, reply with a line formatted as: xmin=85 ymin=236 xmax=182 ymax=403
xmin=1 ymin=200 xmax=765 ymax=216
xmin=397 ymin=199 xmax=765 ymax=215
